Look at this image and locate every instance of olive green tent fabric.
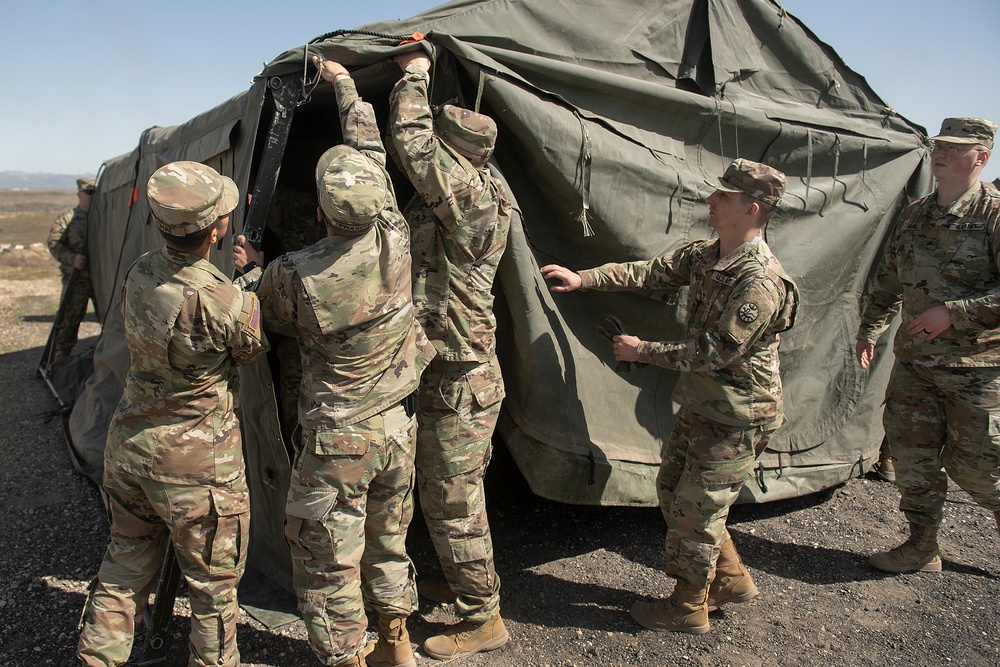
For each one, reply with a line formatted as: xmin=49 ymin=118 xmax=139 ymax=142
xmin=262 ymin=0 xmax=932 ymax=505
xmin=66 ymin=0 xmax=932 ymax=531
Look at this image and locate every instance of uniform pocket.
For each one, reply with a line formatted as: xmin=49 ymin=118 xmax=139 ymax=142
xmin=284 ymin=483 xmax=339 ymax=559
xmin=687 ymin=457 xmax=754 ymax=488
xmin=467 ymin=360 xmax=505 ymax=409
xmin=208 ymin=485 xmax=250 ymax=574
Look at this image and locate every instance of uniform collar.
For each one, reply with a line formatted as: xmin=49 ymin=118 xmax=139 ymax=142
xmin=161 ymin=246 xmax=230 ymax=282
xmin=929 ymin=182 xmax=983 ymax=218
xmin=713 ymin=235 xmax=764 ymax=271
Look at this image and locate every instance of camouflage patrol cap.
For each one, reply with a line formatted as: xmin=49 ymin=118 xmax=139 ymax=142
xmin=315 ymin=145 xmax=387 ymax=234
xmin=436 ymin=105 xmax=497 ymax=159
xmin=76 ymin=177 xmax=96 ymax=191
xmin=931 ymin=117 xmax=996 ymax=150
xmin=147 ymin=161 xmax=238 ymax=236
xmin=707 ymin=158 xmax=786 ymax=206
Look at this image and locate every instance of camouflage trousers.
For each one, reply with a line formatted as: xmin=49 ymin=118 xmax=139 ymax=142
xmin=285 ymin=403 xmax=418 ymax=665
xmin=884 ymin=362 xmax=1000 ymax=526
xmin=657 ymin=408 xmax=774 ymax=589
xmin=57 ymin=269 xmax=95 ymax=358
xmin=416 ymin=356 xmax=504 ymax=623
xmin=77 ymin=469 xmax=249 ymax=667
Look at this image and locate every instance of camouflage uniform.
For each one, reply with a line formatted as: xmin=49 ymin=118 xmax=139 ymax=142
xmin=858 ymin=180 xmax=1000 ymax=528
xmin=48 ymin=197 xmax=96 ymax=358
xmin=264 ymin=187 xmax=323 ymax=443
xmin=389 ymin=63 xmax=511 ymax=623
xmin=580 ymin=233 xmax=798 ymax=588
xmin=248 ymin=77 xmax=421 ymax=666
xmin=78 ymin=163 xmax=267 ymax=667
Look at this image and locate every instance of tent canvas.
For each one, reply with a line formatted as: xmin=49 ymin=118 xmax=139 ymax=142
xmin=52 ymin=0 xmax=931 ymax=621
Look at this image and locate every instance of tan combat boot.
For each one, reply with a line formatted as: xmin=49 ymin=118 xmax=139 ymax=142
xmin=416 ymin=577 xmax=458 ymax=604
xmin=364 ymin=615 xmax=415 ymax=667
xmin=707 ymin=539 xmax=759 ymax=611
xmin=629 ymin=580 xmax=710 ymax=635
xmin=423 ymin=613 xmax=509 ymax=661
xmin=868 ymin=523 xmax=942 ymax=573
xmin=330 ymin=653 xmax=366 ymax=667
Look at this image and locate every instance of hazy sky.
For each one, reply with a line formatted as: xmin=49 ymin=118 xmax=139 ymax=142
xmin=2 ymin=0 xmax=997 ymax=181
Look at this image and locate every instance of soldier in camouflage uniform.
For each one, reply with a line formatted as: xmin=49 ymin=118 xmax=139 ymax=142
xmin=47 ymin=177 xmax=98 ymax=359
xmin=234 ymin=58 xmax=424 ymax=667
xmin=77 ymin=162 xmax=267 ymax=667
xmin=387 ymin=49 xmax=511 ymax=661
xmin=857 ymin=117 xmax=1000 ymax=572
xmin=542 ymin=159 xmax=798 ymax=635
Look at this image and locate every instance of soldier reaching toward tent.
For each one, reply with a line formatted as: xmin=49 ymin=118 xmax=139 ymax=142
xmin=386 ymin=47 xmax=512 ymax=660
xmin=47 ymin=176 xmax=98 ymax=360
xmin=856 ymin=117 xmax=1000 ymax=573
xmin=233 ymin=57 xmax=425 ymax=667
xmin=77 ymin=162 xmax=267 ymax=667
xmin=541 ymin=159 xmax=798 ymax=635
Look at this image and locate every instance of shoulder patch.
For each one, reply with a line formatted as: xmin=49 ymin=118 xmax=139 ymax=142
xmin=718 ymin=282 xmax=779 ymax=345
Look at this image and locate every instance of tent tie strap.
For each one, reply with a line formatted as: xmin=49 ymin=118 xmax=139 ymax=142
xmin=574 ymin=111 xmax=595 ymax=237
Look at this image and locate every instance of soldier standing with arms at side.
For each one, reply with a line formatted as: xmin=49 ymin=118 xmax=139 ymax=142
xmin=234 ymin=58 xmax=423 ymax=667
xmin=856 ymin=117 xmax=1000 ymax=572
xmin=48 ymin=176 xmax=98 ymax=360
xmin=387 ymin=48 xmax=511 ymax=660
xmin=542 ymin=159 xmax=798 ymax=635
xmin=77 ymin=162 xmax=267 ymax=667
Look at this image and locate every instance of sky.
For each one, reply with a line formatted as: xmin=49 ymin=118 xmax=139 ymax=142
xmin=2 ymin=0 xmax=998 ymax=182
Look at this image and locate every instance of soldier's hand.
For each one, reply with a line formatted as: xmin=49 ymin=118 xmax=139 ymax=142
xmin=855 ymin=340 xmax=875 ymax=369
xmin=232 ymin=235 xmax=263 ymax=271
xmin=312 ymin=56 xmax=351 ymax=83
xmin=73 ymin=254 xmax=87 ymax=270
xmin=393 ymin=50 xmax=431 ymax=72
xmin=613 ymin=334 xmax=640 ymax=362
xmin=906 ymin=305 xmax=952 ymax=341
xmin=540 ymin=264 xmax=582 ymax=292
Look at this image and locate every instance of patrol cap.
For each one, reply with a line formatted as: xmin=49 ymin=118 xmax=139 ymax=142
xmin=76 ymin=177 xmax=96 ymax=191
xmin=436 ymin=104 xmax=497 ymax=159
xmin=931 ymin=117 xmax=996 ymax=150
xmin=147 ymin=161 xmax=238 ymax=237
xmin=315 ymin=145 xmax=387 ymax=234
xmin=707 ymin=158 xmax=786 ymax=206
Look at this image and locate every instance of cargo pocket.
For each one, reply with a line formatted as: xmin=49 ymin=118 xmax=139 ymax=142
xmin=467 ymin=361 xmax=505 ymax=409
xmin=311 ymin=429 xmax=371 ymax=457
xmin=450 ymin=535 xmax=490 ymax=564
xmin=687 ymin=457 xmax=754 ymax=488
xmin=284 ymin=483 xmax=339 ymax=559
xmin=208 ymin=485 xmax=250 ymax=575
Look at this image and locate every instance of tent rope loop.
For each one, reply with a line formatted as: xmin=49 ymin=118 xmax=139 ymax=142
xmin=574 ymin=111 xmax=595 ymax=237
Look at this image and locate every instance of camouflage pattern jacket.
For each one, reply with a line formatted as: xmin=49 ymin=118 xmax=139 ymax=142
xmin=580 ymin=236 xmax=798 ymax=427
xmin=859 ymin=182 xmax=1000 ymax=367
xmin=106 ymin=246 xmax=267 ymax=485
xmin=250 ymin=78 xmax=420 ymax=430
xmin=388 ymin=65 xmax=511 ymax=362
xmin=48 ymin=206 xmax=89 ymax=278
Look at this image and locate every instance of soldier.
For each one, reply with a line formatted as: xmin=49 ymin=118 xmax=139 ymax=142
xmin=47 ymin=176 xmax=98 ymax=360
xmin=77 ymin=162 xmax=267 ymax=667
xmin=541 ymin=159 xmax=798 ymax=634
xmin=856 ymin=117 xmax=1000 ymax=572
xmin=387 ymin=49 xmax=512 ymax=660
xmin=234 ymin=57 xmax=423 ymax=667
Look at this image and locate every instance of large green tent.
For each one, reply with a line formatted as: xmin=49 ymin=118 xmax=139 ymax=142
xmin=49 ymin=0 xmax=931 ymax=623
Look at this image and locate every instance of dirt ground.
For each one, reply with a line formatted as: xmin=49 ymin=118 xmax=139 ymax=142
xmin=0 ymin=245 xmax=998 ymax=667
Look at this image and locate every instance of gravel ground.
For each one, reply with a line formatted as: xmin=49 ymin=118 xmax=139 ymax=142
xmin=1 ymin=250 xmax=998 ymax=667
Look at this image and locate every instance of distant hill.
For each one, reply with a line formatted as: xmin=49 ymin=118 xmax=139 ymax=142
xmin=0 ymin=171 xmax=95 ymax=190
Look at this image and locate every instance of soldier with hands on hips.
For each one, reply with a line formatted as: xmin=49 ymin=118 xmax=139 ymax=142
xmin=542 ymin=159 xmax=798 ymax=635
xmin=47 ymin=176 xmax=99 ymax=360
xmin=856 ymin=117 xmax=1000 ymax=573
